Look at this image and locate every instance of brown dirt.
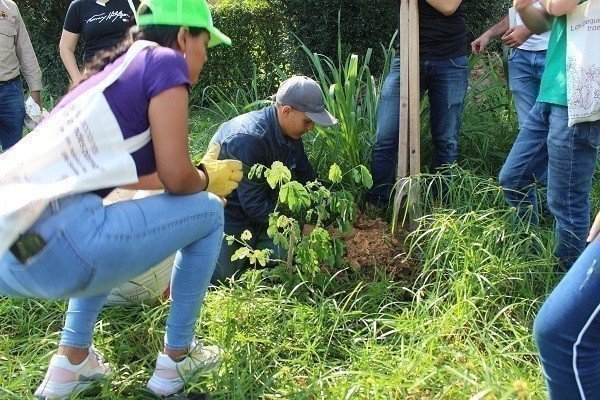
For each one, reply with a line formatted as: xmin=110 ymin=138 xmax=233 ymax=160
xmin=334 ymin=212 xmax=415 ymax=281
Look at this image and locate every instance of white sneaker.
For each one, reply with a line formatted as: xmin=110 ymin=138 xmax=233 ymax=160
xmin=34 ymin=346 xmax=110 ymax=399
xmin=147 ymin=341 xmax=223 ymax=397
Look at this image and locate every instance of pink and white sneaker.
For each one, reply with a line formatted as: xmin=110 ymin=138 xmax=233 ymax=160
xmin=147 ymin=341 xmax=222 ymax=397
xmin=34 ymin=346 xmax=111 ymax=399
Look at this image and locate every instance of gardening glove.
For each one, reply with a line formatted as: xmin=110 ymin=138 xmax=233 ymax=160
xmin=199 ymin=142 xmax=243 ymax=197
xmin=588 ymin=210 xmax=600 ymax=243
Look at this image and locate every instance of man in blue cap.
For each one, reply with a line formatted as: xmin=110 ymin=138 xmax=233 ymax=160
xmin=209 ymin=75 xmax=338 ymax=283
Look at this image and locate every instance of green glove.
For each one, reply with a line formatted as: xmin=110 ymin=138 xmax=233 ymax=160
xmin=199 ymin=142 xmax=243 ymax=197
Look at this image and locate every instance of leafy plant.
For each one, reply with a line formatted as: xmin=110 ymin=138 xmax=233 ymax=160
xmin=299 ymin=30 xmax=396 ymax=179
xmin=228 ymin=162 xmax=372 ymax=278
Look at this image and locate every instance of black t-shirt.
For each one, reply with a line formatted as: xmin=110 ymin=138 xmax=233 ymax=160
xmin=393 ymin=0 xmax=470 ymax=61
xmin=419 ymin=0 xmax=469 ymax=61
xmin=64 ymin=0 xmax=139 ymax=62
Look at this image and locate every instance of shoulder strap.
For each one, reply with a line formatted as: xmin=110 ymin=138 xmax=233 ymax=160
xmin=82 ymin=40 xmax=157 ymax=97
xmin=127 ymin=0 xmax=137 ymax=18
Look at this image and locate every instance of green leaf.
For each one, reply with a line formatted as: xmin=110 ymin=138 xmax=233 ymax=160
xmin=241 ymin=230 xmax=253 ymax=241
xmin=264 ymin=161 xmax=292 ymax=189
xmin=248 ymin=164 xmax=265 ymax=180
xmin=358 ymin=165 xmax=373 ymax=189
xmin=348 ymin=54 xmax=358 ymax=80
xmin=328 ymin=163 xmax=343 ymax=184
xmin=279 ymin=181 xmax=311 ymax=212
xmin=352 ymin=168 xmax=361 ymax=184
xmin=253 ymin=249 xmax=270 ymax=267
xmin=231 ymin=247 xmax=250 ymax=262
xmin=276 ymin=215 xmax=288 ymax=228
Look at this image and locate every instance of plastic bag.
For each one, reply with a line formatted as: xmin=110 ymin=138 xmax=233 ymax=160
xmin=23 ymin=96 xmax=49 ymax=130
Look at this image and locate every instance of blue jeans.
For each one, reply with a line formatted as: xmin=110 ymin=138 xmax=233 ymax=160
xmin=534 ymin=237 xmax=600 ymax=399
xmin=0 ymin=192 xmax=224 ymax=350
xmin=212 ymin=221 xmax=285 ymax=284
xmin=499 ymin=102 xmax=600 ymax=269
xmin=508 ymin=48 xmax=547 ymax=128
xmin=368 ymin=56 xmax=468 ymax=206
xmin=0 ymin=77 xmax=25 ymax=151
xmin=508 ymin=48 xmax=548 ymax=187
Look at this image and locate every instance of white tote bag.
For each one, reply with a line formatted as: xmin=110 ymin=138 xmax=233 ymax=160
xmin=566 ymin=0 xmax=600 ymax=127
xmin=0 ymin=41 xmax=156 ymax=257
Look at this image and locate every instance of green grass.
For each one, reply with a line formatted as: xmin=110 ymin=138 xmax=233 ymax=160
xmin=0 ymin=188 xmax=559 ymax=399
xmin=1 ymin=52 xmax=590 ymax=399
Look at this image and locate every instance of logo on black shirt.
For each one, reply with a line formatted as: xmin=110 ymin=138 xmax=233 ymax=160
xmin=87 ymin=11 xmax=131 ymax=24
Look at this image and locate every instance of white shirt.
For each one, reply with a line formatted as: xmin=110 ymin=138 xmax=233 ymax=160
xmin=509 ymin=3 xmax=551 ymax=52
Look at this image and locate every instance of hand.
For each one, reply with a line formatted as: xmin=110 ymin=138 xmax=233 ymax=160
xmin=30 ymin=91 xmax=42 ymax=107
xmin=501 ymin=25 xmax=533 ymax=48
xmin=514 ymin=0 xmax=537 ymax=13
xmin=199 ymin=142 xmax=243 ymax=197
xmin=471 ymin=34 xmax=491 ymax=54
xmin=588 ymin=211 xmax=600 ymax=243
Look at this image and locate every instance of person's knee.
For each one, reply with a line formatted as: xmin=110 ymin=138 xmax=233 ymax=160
xmin=199 ymin=192 xmax=225 ymax=227
xmin=206 ymin=192 xmax=225 ymax=211
xmin=432 ymin=137 xmax=458 ymax=152
xmin=178 ymin=192 xmax=225 ymax=245
xmin=498 ymin=164 xmax=520 ymax=192
xmin=498 ymin=167 xmax=511 ymax=190
xmin=546 ymin=193 xmax=562 ymax=219
xmin=533 ymin=310 xmax=548 ymax=345
xmin=374 ymin=109 xmax=400 ymax=150
xmin=373 ymin=130 xmax=399 ymax=151
xmin=533 ymin=306 xmax=562 ymax=356
xmin=431 ymin=136 xmax=458 ymax=166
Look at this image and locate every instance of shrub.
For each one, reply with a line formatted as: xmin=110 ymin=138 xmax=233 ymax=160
xmin=18 ymin=0 xmax=72 ymax=99
xmin=18 ymin=0 xmax=511 ymax=102
xmin=272 ymin=0 xmax=397 ymax=78
xmin=18 ymin=0 xmax=290 ymax=101
xmin=272 ymin=0 xmax=511 ymax=76
xmin=194 ymin=0 xmax=293 ymax=103
xmin=300 ymin=40 xmax=395 ymax=180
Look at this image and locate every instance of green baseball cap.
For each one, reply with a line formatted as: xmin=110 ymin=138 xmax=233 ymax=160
xmin=136 ymin=0 xmax=231 ymax=48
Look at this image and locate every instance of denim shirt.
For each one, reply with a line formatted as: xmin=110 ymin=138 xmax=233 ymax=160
xmin=210 ymin=105 xmax=315 ymax=228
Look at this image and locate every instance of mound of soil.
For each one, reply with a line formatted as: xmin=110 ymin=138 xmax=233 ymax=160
xmin=337 ymin=212 xmax=414 ymax=281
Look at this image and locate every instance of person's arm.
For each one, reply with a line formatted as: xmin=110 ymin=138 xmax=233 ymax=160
xmin=472 ymin=15 xmax=510 ymax=54
xmin=545 ymin=0 xmax=580 ymax=16
xmin=231 ymin=135 xmax=278 ymax=225
xmin=292 ymin=140 xmax=316 ymax=184
xmin=59 ymin=30 xmax=83 ymax=84
xmin=13 ymin=5 xmax=42 ymax=105
xmin=588 ymin=210 xmax=600 ymax=242
xmin=426 ymin=0 xmax=463 ymax=16
xmin=122 ymin=172 xmax=164 ymax=190
xmin=148 ymin=85 xmax=208 ymax=194
xmin=29 ymin=91 xmax=41 ymax=106
xmin=514 ymin=0 xmax=554 ymax=34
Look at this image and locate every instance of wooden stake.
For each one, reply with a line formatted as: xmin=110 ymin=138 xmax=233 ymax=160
xmin=393 ymin=0 xmax=421 ymax=232
xmin=407 ymin=0 xmax=421 ymax=230
xmin=392 ymin=0 xmax=410 ymax=228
